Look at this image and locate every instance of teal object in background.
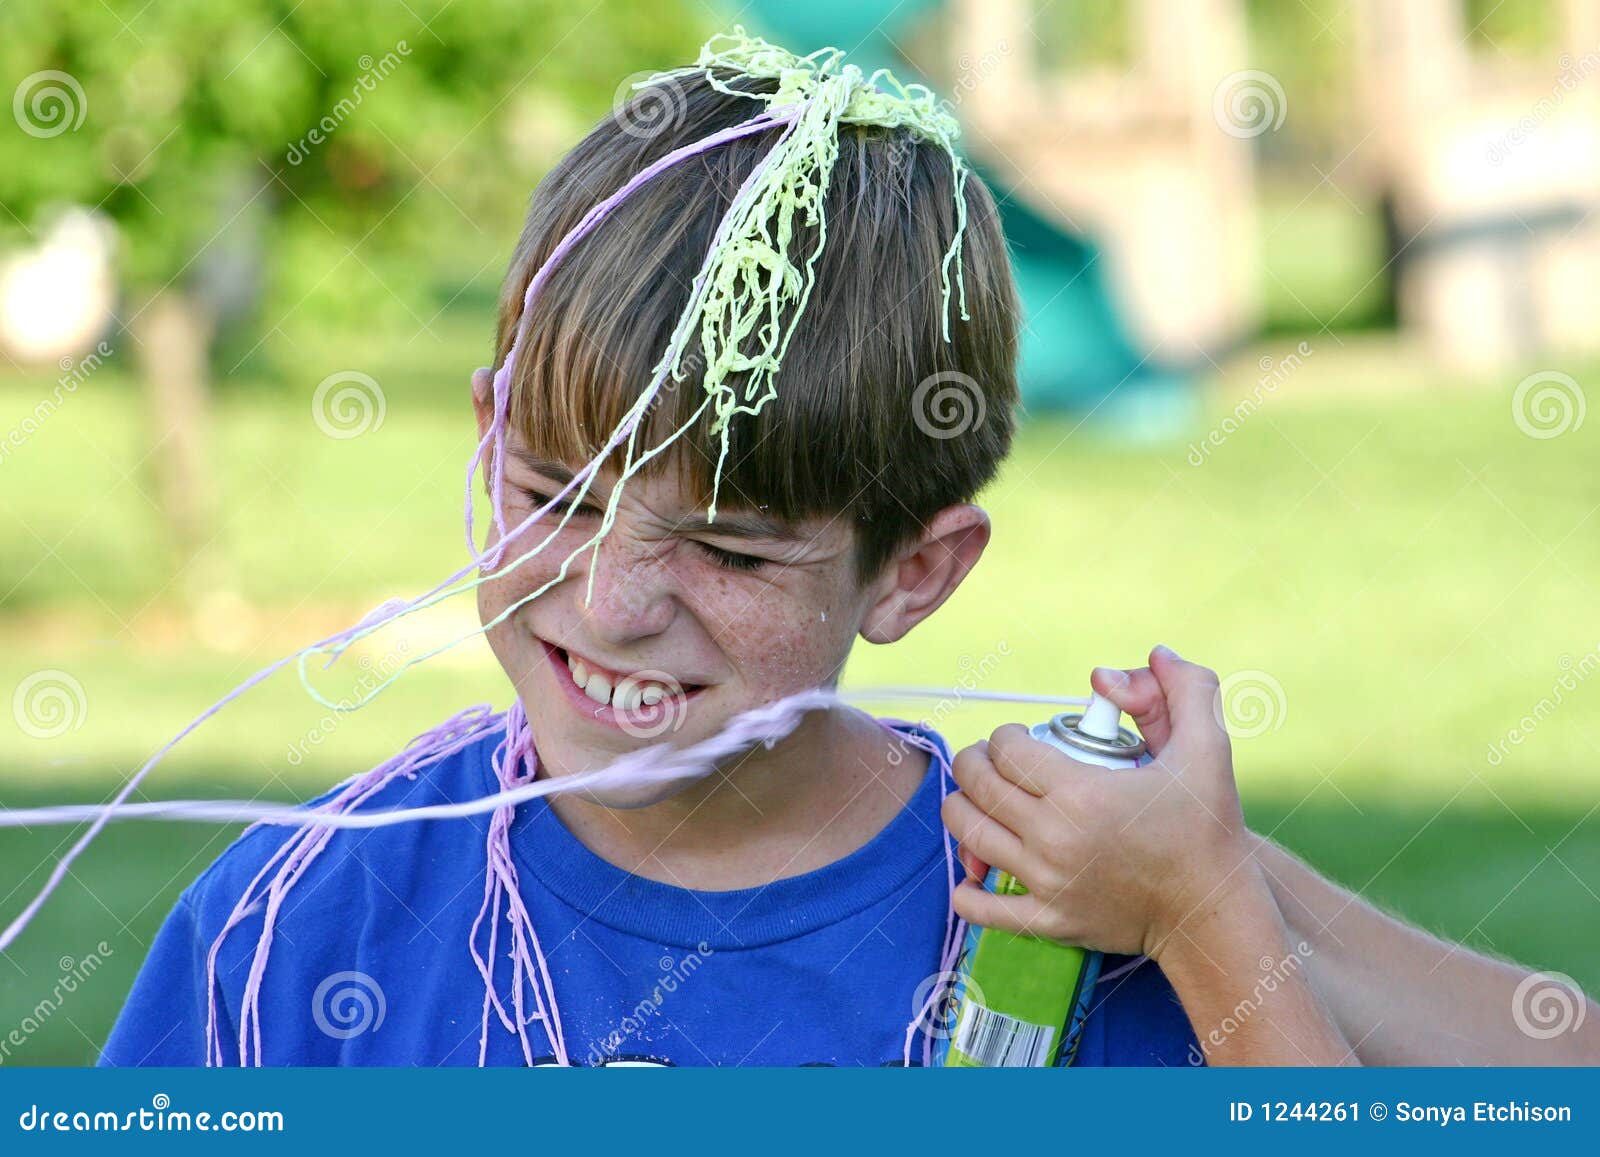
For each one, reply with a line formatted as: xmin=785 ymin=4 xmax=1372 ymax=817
xmin=741 ymin=0 xmax=1197 ymax=433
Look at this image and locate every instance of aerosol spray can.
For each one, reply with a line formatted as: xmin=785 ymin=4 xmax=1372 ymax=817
xmin=938 ymin=691 xmax=1147 ymax=1067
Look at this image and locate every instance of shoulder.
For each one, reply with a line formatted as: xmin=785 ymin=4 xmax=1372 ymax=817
xmin=179 ymin=709 xmax=507 ymax=941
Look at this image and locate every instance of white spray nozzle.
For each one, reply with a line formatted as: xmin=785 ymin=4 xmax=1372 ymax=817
xmin=1077 ymin=692 xmax=1124 ymax=741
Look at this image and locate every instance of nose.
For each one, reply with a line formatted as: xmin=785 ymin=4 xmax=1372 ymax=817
xmin=574 ymin=531 xmax=677 ymax=645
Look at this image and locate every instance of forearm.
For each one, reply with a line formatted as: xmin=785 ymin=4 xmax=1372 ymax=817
xmin=1158 ymin=867 xmax=1356 ymax=1066
xmin=1249 ymin=832 xmax=1600 ymax=1064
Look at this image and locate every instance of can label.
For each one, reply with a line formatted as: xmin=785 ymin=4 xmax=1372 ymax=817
xmin=936 ymin=704 xmax=1143 ymax=1067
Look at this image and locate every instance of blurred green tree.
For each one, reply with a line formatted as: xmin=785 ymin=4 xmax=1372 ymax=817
xmin=0 ymin=0 xmax=702 ymax=575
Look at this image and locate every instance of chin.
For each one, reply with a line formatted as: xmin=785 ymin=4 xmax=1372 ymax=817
xmin=527 ymin=718 xmax=710 ymax=810
xmin=574 ymin=780 xmax=698 ymax=811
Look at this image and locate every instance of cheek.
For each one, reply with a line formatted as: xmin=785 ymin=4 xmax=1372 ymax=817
xmin=692 ymin=571 xmax=863 ymax=690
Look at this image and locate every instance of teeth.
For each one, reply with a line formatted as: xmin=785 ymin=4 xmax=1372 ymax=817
xmin=614 ymin=679 xmax=643 ymax=713
xmin=583 ymin=672 xmax=613 ymax=705
xmin=562 ymin=649 xmax=679 ymax=711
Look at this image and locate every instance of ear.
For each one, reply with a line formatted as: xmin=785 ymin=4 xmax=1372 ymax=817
xmin=470 ymin=366 xmax=495 ymax=441
xmin=860 ymin=504 xmax=991 ymax=645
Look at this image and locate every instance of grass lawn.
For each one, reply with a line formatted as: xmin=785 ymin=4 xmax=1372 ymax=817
xmin=1 ymin=335 xmax=1596 ymax=1063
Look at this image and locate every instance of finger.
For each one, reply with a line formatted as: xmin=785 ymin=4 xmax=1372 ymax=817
xmin=951 ymin=878 xmax=1050 ymax=935
xmin=940 ymin=791 xmax=1025 ymax=875
xmin=1148 ymin=645 xmax=1230 ymax=765
xmin=956 ymin=845 xmax=989 ymax=882
xmin=1091 ymin=665 xmax=1172 ymax=754
xmin=1090 ymin=664 xmax=1160 ymax=715
xmin=986 ymin=723 xmax=1088 ymax=795
xmin=950 ymin=741 xmax=1042 ymax=831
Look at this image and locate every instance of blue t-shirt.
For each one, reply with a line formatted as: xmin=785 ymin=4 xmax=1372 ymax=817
xmin=99 ymin=718 xmax=1197 ymax=1067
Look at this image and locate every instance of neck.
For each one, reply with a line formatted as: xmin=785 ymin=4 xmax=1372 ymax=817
xmin=546 ymin=705 xmax=930 ymax=890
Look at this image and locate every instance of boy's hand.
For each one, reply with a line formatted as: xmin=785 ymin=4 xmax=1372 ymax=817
xmin=940 ymin=645 xmax=1262 ymax=963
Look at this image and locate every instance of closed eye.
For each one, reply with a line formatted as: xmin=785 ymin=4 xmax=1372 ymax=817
xmin=694 ymin=541 xmax=767 ymax=572
xmin=519 ymin=486 xmax=596 ymax=518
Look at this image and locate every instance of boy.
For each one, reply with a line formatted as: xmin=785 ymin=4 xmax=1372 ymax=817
xmin=101 ymin=61 xmax=1199 ymax=1067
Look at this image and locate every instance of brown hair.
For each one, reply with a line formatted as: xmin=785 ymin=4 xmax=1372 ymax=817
xmin=492 ymin=71 xmax=1020 ymax=580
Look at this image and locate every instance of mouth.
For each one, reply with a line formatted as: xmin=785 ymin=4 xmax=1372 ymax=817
xmin=535 ymin=638 xmax=708 ymax=733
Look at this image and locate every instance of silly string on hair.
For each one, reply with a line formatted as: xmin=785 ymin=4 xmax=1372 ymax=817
xmin=0 ymin=27 xmax=981 ymax=1068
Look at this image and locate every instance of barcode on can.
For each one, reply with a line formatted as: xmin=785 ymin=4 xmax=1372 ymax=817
xmin=953 ymin=1001 xmax=1058 ymax=1067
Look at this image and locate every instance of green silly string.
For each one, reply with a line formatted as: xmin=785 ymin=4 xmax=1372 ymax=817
xmin=630 ymin=27 xmax=973 ymax=520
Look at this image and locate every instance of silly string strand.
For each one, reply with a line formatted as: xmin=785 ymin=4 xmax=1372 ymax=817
xmin=0 ymin=26 xmax=983 ymax=1066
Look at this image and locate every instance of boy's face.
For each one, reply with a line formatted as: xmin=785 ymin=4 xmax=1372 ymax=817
xmin=473 ymin=420 xmax=890 ymax=804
